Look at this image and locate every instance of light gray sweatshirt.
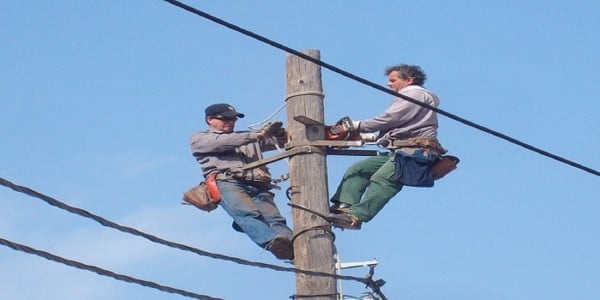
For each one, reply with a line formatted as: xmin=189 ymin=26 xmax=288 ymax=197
xmin=190 ymin=128 xmax=278 ymax=180
xmin=359 ymin=85 xmax=439 ymax=140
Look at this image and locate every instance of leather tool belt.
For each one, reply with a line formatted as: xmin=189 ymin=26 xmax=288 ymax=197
xmin=386 ymin=137 xmax=447 ymax=154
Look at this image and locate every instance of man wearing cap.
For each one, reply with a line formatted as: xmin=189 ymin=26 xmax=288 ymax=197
xmin=189 ymin=103 xmax=294 ymax=260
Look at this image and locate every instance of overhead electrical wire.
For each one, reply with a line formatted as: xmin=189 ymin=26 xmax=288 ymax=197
xmin=0 ymin=176 xmax=384 ymax=295
xmin=161 ymin=0 xmax=599 ymax=178
xmin=0 ymin=237 xmax=222 ymax=300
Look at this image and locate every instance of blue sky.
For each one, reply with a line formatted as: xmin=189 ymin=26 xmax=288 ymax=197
xmin=1 ymin=1 xmax=599 ymax=299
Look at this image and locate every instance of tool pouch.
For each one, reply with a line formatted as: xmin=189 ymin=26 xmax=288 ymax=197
xmin=392 ymin=149 xmax=437 ymax=187
xmin=393 ymin=150 xmax=460 ymax=187
xmin=431 ymin=155 xmax=460 ymax=180
xmin=182 ymin=173 xmax=220 ymax=212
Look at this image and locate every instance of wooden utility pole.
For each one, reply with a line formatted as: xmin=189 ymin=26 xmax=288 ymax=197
xmin=286 ymin=50 xmax=337 ymax=299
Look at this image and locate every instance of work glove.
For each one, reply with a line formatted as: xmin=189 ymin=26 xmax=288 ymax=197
xmin=326 ymin=116 xmax=360 ymax=140
xmin=257 ymin=121 xmax=285 ymax=140
xmin=332 ymin=116 xmax=360 ymax=133
xmin=274 ymin=128 xmax=288 ymax=145
xmin=359 ymin=133 xmax=378 ymax=142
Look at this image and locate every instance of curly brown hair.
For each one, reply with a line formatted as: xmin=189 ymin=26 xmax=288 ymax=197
xmin=384 ymin=64 xmax=427 ymax=86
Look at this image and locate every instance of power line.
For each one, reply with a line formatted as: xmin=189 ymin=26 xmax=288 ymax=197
xmin=0 ymin=237 xmax=222 ymax=300
xmin=161 ymin=0 xmax=599 ymax=178
xmin=0 ymin=176 xmax=381 ymax=291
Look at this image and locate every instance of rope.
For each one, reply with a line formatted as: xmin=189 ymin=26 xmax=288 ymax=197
xmin=285 ymin=91 xmax=325 ymax=102
xmin=247 ymin=90 xmax=324 ymax=134
xmin=0 ymin=237 xmax=222 ymax=300
xmin=271 ymin=141 xmax=291 ymax=184
xmin=291 ymin=224 xmax=335 ymax=245
xmin=247 ymin=102 xmax=287 ymax=130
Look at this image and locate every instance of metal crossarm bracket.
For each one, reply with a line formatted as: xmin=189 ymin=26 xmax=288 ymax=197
xmin=326 ymin=148 xmax=380 ymax=156
xmin=239 ymin=140 xmax=378 ymax=171
xmin=286 ymin=140 xmax=365 ymax=148
xmin=287 ymin=140 xmax=380 ymax=156
xmin=238 ymin=115 xmax=381 ymax=171
xmin=239 ymin=145 xmax=323 ymax=171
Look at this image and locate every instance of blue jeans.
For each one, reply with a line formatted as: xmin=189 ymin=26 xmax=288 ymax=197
xmin=216 ymin=180 xmax=293 ymax=247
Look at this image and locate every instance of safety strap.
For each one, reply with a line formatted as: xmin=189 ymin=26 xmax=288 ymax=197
xmin=238 ymin=145 xmax=324 ymax=171
xmin=232 ymin=139 xmax=376 ymax=173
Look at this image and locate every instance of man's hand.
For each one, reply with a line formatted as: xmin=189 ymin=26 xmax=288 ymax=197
xmin=274 ymin=126 xmax=287 ymax=144
xmin=257 ymin=121 xmax=284 ymax=140
xmin=336 ymin=116 xmax=360 ymax=131
xmin=360 ymin=133 xmax=378 ymax=142
xmin=326 ymin=116 xmax=359 ymax=140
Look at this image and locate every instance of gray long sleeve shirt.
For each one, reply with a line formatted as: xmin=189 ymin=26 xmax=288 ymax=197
xmin=359 ymin=85 xmax=439 ymax=140
xmin=190 ymin=128 xmax=279 ymax=180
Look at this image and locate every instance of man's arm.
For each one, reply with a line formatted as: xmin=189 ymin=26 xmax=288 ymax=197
xmin=358 ymin=87 xmax=432 ymax=133
xmin=190 ymin=130 xmax=260 ymax=154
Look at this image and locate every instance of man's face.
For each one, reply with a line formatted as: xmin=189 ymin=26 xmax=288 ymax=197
xmin=207 ymin=115 xmax=237 ymax=133
xmin=387 ymin=70 xmax=414 ymax=92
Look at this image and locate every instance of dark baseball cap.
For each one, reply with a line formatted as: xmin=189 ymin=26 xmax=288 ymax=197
xmin=205 ymin=103 xmax=245 ymax=118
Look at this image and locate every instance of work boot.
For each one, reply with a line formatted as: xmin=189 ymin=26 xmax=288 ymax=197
xmin=330 ymin=201 xmax=352 ymax=214
xmin=328 ymin=213 xmax=362 ymax=230
xmin=266 ymin=236 xmax=294 ymax=260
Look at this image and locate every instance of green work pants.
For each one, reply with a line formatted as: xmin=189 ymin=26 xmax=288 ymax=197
xmin=331 ymin=152 xmax=403 ymax=222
